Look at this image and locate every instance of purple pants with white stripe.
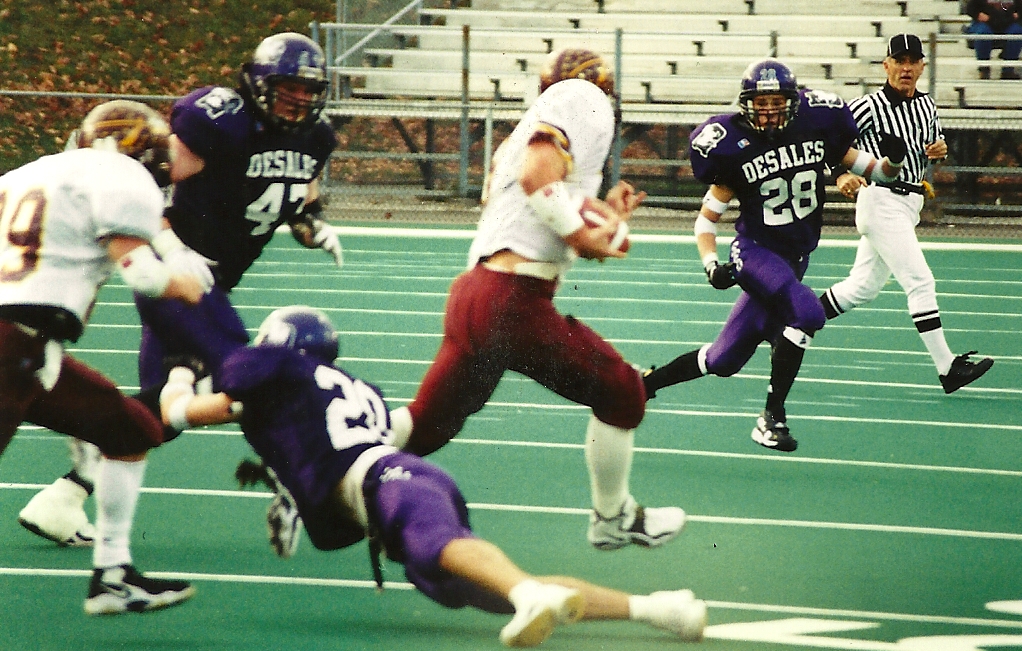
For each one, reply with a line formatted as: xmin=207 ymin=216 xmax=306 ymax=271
xmin=361 ymin=452 xmax=513 ymax=614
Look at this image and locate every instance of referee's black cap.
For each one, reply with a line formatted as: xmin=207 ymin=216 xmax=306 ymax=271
xmin=887 ymin=33 xmax=925 ymax=59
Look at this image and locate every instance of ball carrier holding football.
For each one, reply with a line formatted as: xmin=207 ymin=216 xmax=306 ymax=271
xmin=388 ymin=48 xmax=688 ymax=552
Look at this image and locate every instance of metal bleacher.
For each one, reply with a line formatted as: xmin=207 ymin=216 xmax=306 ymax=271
xmin=315 ymin=0 xmax=1022 ymax=214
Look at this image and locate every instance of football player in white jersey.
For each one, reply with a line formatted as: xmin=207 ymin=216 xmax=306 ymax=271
xmin=387 ymin=49 xmax=688 ymax=551
xmin=0 ymin=100 xmax=205 ymax=614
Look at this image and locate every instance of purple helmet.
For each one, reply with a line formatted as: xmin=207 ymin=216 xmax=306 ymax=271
xmin=737 ymin=58 xmax=800 ymax=137
xmin=241 ymin=32 xmax=328 ymax=133
xmin=255 ymin=306 xmax=339 ymax=363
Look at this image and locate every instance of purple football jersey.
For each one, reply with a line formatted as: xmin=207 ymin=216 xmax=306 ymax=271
xmin=689 ymin=89 xmax=857 ymax=259
xmin=219 ymin=347 xmax=392 ymax=511
xmin=168 ymin=86 xmax=337 ymax=289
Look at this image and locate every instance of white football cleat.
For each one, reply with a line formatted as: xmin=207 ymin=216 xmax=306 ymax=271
xmin=500 ymin=581 xmax=585 ymax=647
xmin=85 ymin=564 xmax=195 ymax=615
xmin=638 ymin=590 xmax=707 ymax=642
xmin=267 ymin=490 xmax=303 ymax=559
xmin=18 ymin=477 xmax=96 ymax=547
xmin=588 ymin=495 xmax=686 ymax=550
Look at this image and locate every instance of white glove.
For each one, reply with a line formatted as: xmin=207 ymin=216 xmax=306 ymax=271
xmin=151 ymin=229 xmax=215 ymax=293
xmin=313 ymin=222 xmax=343 ymax=267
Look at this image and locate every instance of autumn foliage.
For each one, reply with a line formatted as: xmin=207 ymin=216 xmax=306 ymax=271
xmin=0 ymin=0 xmax=405 ymax=172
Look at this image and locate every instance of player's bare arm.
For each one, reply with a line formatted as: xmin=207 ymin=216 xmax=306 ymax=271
xmin=695 ymin=184 xmax=731 ymax=261
xmin=696 ymin=184 xmax=738 ymax=290
xmin=168 ymin=133 xmax=205 ymax=183
xmin=840 ymin=142 xmax=905 ymax=184
xmin=159 ymin=367 xmax=239 ymax=430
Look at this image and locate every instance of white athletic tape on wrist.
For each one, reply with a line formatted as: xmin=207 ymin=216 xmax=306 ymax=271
xmin=694 ymin=214 xmax=718 ymax=237
xmin=701 ymin=190 xmax=729 ymax=216
xmin=167 ymin=367 xmax=196 ymax=386
xmin=150 ymin=228 xmax=185 ymax=257
xmin=848 ymin=149 xmax=903 ymax=183
xmin=527 ymin=181 xmax=585 ymax=236
xmin=166 ymin=394 xmax=193 ymax=432
xmin=160 ymin=367 xmax=196 ymax=431
xmin=118 ymin=245 xmax=171 ymax=298
xmin=701 ymin=251 xmax=720 ymax=270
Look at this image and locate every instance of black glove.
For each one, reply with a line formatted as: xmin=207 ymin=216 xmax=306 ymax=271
xmin=878 ymin=133 xmax=907 ymax=165
xmin=705 ymin=260 xmax=737 ymax=290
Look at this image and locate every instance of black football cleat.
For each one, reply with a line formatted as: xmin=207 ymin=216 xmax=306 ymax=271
xmin=939 ymin=351 xmax=993 ymax=394
xmin=751 ymin=410 xmax=798 ymax=452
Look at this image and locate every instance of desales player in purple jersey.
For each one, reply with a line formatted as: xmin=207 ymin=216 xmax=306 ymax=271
xmin=642 ymin=58 xmax=908 ymax=453
xmin=17 ymin=33 xmax=345 ymax=549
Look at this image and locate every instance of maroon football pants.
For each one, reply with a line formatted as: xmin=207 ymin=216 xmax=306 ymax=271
xmin=0 ymin=320 xmax=163 ymax=459
xmin=406 ymin=265 xmax=645 ymax=456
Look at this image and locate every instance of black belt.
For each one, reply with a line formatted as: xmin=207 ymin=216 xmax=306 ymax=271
xmin=0 ymin=305 xmax=83 ymax=342
xmin=874 ymin=181 xmax=925 ymax=196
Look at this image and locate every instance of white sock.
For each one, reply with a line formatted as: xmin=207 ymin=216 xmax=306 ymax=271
xmin=93 ymin=457 xmax=146 ymax=569
xmin=584 ymin=416 xmax=633 ymax=519
xmin=920 ymin=329 xmax=955 ymax=375
xmin=629 ymin=594 xmax=657 ymax=623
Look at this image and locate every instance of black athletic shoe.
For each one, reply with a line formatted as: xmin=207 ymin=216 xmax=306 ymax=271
xmin=84 ymin=564 xmax=195 ymax=615
xmin=939 ymin=352 xmax=994 ymax=394
xmin=751 ymin=410 xmax=798 ymax=452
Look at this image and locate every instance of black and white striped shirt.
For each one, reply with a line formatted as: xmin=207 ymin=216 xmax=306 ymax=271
xmin=848 ymin=84 xmax=943 ymax=185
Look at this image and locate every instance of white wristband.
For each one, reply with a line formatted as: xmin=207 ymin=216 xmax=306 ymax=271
xmin=526 ymin=181 xmax=585 ymax=236
xmin=701 ymin=189 xmax=729 ymax=215
xmin=701 ymin=251 xmax=720 ymax=270
xmin=118 ymin=245 xmax=171 ymax=298
xmin=694 ymin=214 xmax=718 ymax=237
xmin=847 ymin=150 xmax=875 ymax=177
xmin=166 ymin=394 xmax=193 ymax=432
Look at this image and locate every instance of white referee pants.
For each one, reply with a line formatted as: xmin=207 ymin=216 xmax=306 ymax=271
xmin=828 ymin=184 xmax=936 ymax=316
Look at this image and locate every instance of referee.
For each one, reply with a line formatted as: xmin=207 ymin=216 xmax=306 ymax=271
xmin=820 ymin=33 xmax=994 ymax=393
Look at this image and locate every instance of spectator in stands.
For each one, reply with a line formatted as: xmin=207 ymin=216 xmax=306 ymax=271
xmin=387 ymin=48 xmax=689 ymax=553
xmin=964 ymin=0 xmax=1022 ymax=79
xmin=19 ymin=32 xmax=344 ymax=547
xmin=820 ymin=33 xmax=994 ymax=393
xmin=641 ymin=58 xmax=907 ymax=453
xmin=158 ymin=305 xmax=708 ymax=648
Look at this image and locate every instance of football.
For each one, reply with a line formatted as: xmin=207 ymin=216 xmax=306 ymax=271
xmin=579 ymin=197 xmax=630 ymax=252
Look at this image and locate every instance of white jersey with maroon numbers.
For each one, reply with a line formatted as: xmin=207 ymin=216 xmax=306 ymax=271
xmin=469 ymin=78 xmax=615 ymax=270
xmin=0 ymin=148 xmax=164 ymax=323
